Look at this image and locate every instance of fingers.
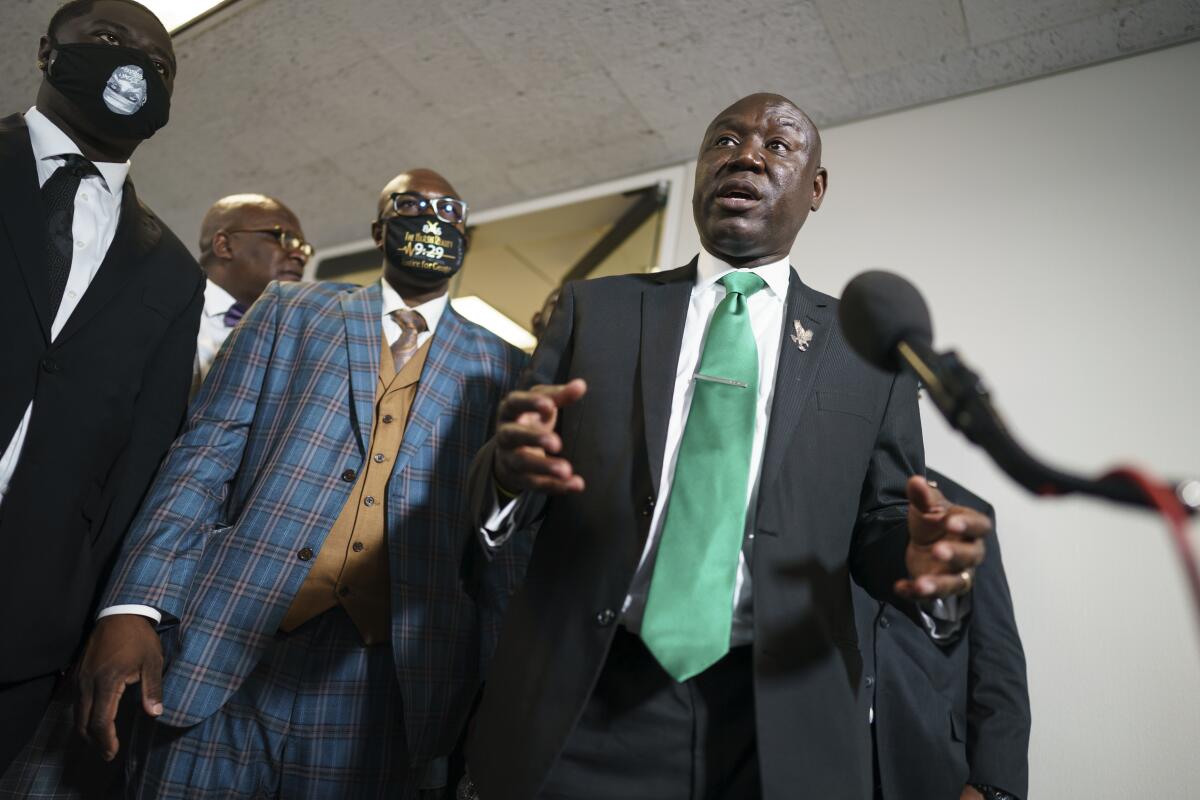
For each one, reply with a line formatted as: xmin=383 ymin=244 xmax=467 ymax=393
xmin=494 ymin=381 xmax=588 ymax=495
xmin=496 ymin=423 xmax=562 ymax=455
xmin=929 ymin=538 xmax=985 ymax=573
xmin=498 ymin=380 xmax=588 ymax=425
xmin=84 ymin=678 xmax=127 ymax=760
xmin=906 ymin=475 xmax=945 ymax=514
xmin=894 ymin=570 xmax=974 ymax=600
xmin=140 ymin=659 xmax=164 ymax=718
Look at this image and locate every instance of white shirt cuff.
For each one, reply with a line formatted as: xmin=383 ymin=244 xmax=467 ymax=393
xmin=918 ymin=594 xmax=968 ymax=641
xmin=481 ymin=491 xmax=523 ymax=548
xmin=97 ymin=604 xmax=163 ymax=625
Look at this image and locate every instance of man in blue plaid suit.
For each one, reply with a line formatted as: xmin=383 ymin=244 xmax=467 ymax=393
xmin=70 ymin=169 xmax=529 ymax=799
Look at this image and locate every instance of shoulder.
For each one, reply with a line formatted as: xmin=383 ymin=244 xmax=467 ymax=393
xmin=445 ymin=307 xmax=528 ymax=372
xmin=568 ymin=266 xmax=685 ymax=300
xmin=270 ymin=279 xmax=359 ymax=311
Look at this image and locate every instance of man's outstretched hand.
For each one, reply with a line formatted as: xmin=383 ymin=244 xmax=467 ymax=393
xmin=896 ymin=475 xmax=991 ymax=599
xmin=74 ymin=614 xmax=164 ymax=761
xmin=494 ymin=379 xmax=587 ymax=496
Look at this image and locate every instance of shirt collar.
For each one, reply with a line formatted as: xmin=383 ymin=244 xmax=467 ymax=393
xmin=695 ymin=249 xmax=792 ymax=301
xmin=25 ymin=105 xmax=131 ymax=197
xmin=202 ymin=278 xmax=240 ymax=318
xmin=379 ymin=277 xmax=448 ymax=336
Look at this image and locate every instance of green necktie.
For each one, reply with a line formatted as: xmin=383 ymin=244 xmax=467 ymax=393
xmin=641 ymin=270 xmax=765 ymax=682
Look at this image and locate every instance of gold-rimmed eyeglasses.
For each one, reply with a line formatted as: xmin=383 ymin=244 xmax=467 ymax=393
xmin=226 ymin=228 xmax=314 ymax=263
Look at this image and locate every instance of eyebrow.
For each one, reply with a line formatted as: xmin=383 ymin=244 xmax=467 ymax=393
xmin=90 ymin=18 xmax=177 ymax=71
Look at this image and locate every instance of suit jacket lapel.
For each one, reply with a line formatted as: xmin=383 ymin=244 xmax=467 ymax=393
xmin=53 ymin=181 xmax=162 ymax=345
xmin=756 ymin=271 xmax=834 ymax=504
xmin=639 ymin=260 xmax=695 ymax=495
xmin=0 ymin=114 xmax=51 ymax=342
xmin=340 ymin=282 xmax=382 ymax=454
xmin=394 ymin=303 xmax=470 ymax=476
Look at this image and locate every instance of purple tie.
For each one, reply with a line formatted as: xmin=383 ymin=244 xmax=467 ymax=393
xmin=223 ymin=302 xmax=247 ymax=328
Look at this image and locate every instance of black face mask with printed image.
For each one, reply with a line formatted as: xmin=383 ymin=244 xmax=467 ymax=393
xmin=45 ymin=42 xmax=171 ymax=141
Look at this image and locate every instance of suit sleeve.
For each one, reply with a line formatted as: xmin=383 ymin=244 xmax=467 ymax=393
xmin=465 ymin=282 xmax=577 ymax=542
xmin=92 ymin=272 xmax=204 ymax=562
xmin=98 ymin=284 xmax=281 ymax=622
xmin=848 ymin=369 xmax=925 ymax=612
xmin=966 ymin=525 xmax=1031 ymax=798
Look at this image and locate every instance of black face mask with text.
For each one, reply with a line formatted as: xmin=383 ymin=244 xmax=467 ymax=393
xmin=45 ymin=42 xmax=171 ymax=141
xmin=379 ymin=215 xmax=466 ymax=289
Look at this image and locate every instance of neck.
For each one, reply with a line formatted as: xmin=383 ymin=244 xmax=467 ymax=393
xmin=384 ymin=269 xmax=448 ymax=308
xmin=702 ymin=240 xmax=792 ymax=270
xmin=204 ymin=265 xmax=256 ymax=309
xmin=35 ymin=92 xmax=139 ymax=163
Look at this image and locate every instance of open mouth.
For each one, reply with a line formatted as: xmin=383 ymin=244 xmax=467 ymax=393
xmin=714 ymin=179 xmax=762 ymax=210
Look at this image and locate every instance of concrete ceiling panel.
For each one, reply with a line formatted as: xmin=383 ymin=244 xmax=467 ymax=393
xmin=814 ymin=0 xmax=969 ymax=77
xmin=0 ymin=0 xmax=1195 ymax=253
xmin=962 ymin=0 xmax=1125 ymax=46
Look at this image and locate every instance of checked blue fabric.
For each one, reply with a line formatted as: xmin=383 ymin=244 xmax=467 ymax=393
xmin=100 ymin=280 xmax=528 ymax=769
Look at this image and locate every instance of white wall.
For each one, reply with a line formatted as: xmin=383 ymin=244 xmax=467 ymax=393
xmin=673 ymin=41 xmax=1200 ymax=799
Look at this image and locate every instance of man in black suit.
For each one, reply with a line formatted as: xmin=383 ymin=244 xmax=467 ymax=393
xmin=0 ymin=0 xmax=202 ymax=774
xmin=462 ymin=92 xmax=993 ymax=800
xmin=856 ymin=469 xmax=1030 ymax=800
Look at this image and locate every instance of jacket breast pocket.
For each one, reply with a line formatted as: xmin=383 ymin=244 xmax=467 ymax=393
xmin=816 ymin=390 xmax=875 ymax=423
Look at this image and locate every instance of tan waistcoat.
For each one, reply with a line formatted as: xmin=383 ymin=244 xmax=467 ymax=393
xmin=280 ymin=334 xmax=433 ymax=644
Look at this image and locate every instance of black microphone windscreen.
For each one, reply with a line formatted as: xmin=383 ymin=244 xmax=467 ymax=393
xmin=838 ymin=270 xmax=933 ymax=372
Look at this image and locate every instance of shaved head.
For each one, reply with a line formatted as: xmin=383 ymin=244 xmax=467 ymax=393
xmin=199 ymin=193 xmax=307 ymax=308
xmin=199 ymin=194 xmax=298 ymax=262
xmin=376 ymin=168 xmax=461 ymax=216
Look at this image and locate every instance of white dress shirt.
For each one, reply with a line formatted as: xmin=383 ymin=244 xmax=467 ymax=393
xmin=484 ymin=252 xmax=960 ymax=646
xmin=99 ymin=277 xmax=450 ymax=624
xmin=192 ymin=279 xmax=241 ymax=394
xmin=0 ymin=107 xmax=130 ymax=505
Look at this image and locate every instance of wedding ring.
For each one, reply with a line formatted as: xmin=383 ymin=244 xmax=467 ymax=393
xmin=959 ymin=569 xmax=975 ymax=593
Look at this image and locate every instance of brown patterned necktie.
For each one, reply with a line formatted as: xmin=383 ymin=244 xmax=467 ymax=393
xmin=389 ymin=308 xmax=428 ymax=372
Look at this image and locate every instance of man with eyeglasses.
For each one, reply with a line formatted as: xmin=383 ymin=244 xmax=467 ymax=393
xmin=74 ymin=169 xmax=529 ymax=798
xmin=192 ymin=194 xmax=311 ymax=394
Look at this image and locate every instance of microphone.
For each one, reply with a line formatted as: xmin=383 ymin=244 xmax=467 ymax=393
xmin=838 ymin=270 xmax=1200 ymax=516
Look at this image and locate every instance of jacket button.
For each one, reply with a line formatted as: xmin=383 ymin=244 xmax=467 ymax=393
xmin=352 ymin=541 xmax=364 ymax=553
xmin=363 ymin=496 xmax=375 ymax=507
xmin=865 ymin=675 xmax=875 ymax=688
xmin=878 ymin=614 xmax=890 ymax=629
xmin=297 ymin=547 xmax=314 ymax=561
xmin=641 ymin=495 xmax=655 ymax=517
xmin=594 ymin=608 xmax=616 ymax=626
xmin=373 ymin=453 xmax=386 ymax=463
xmin=41 ymin=357 xmax=59 ymax=373
xmin=341 ymin=469 xmax=357 ymax=482
xmin=382 ymin=414 xmax=395 ymax=424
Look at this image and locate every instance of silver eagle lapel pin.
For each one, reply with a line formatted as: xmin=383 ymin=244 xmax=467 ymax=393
xmin=790 ymin=320 xmax=814 ymax=352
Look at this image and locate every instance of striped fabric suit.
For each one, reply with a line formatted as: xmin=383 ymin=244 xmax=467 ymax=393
xmin=98 ymin=280 xmax=528 ymax=794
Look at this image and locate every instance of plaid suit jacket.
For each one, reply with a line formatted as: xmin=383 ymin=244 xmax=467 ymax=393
xmin=100 ymin=279 xmax=528 ymax=762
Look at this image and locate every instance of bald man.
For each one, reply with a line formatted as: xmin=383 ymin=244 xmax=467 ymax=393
xmin=192 ymin=194 xmax=310 ymax=394
xmin=463 ymin=93 xmax=989 ymax=799
xmin=74 ymin=169 xmax=528 ymax=798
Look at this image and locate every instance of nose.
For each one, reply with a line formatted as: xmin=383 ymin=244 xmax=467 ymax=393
xmin=728 ymin=141 xmax=765 ymax=173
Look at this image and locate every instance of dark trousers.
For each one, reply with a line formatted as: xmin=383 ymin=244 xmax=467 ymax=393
xmin=0 ymin=672 xmax=58 ymax=776
xmin=539 ymin=627 xmax=760 ymax=800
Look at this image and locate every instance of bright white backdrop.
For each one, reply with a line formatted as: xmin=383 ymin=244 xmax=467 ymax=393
xmin=670 ymin=40 xmax=1200 ymax=799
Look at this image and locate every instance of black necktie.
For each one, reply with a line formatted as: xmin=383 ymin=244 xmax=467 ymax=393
xmin=42 ymin=154 xmax=100 ymax=319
